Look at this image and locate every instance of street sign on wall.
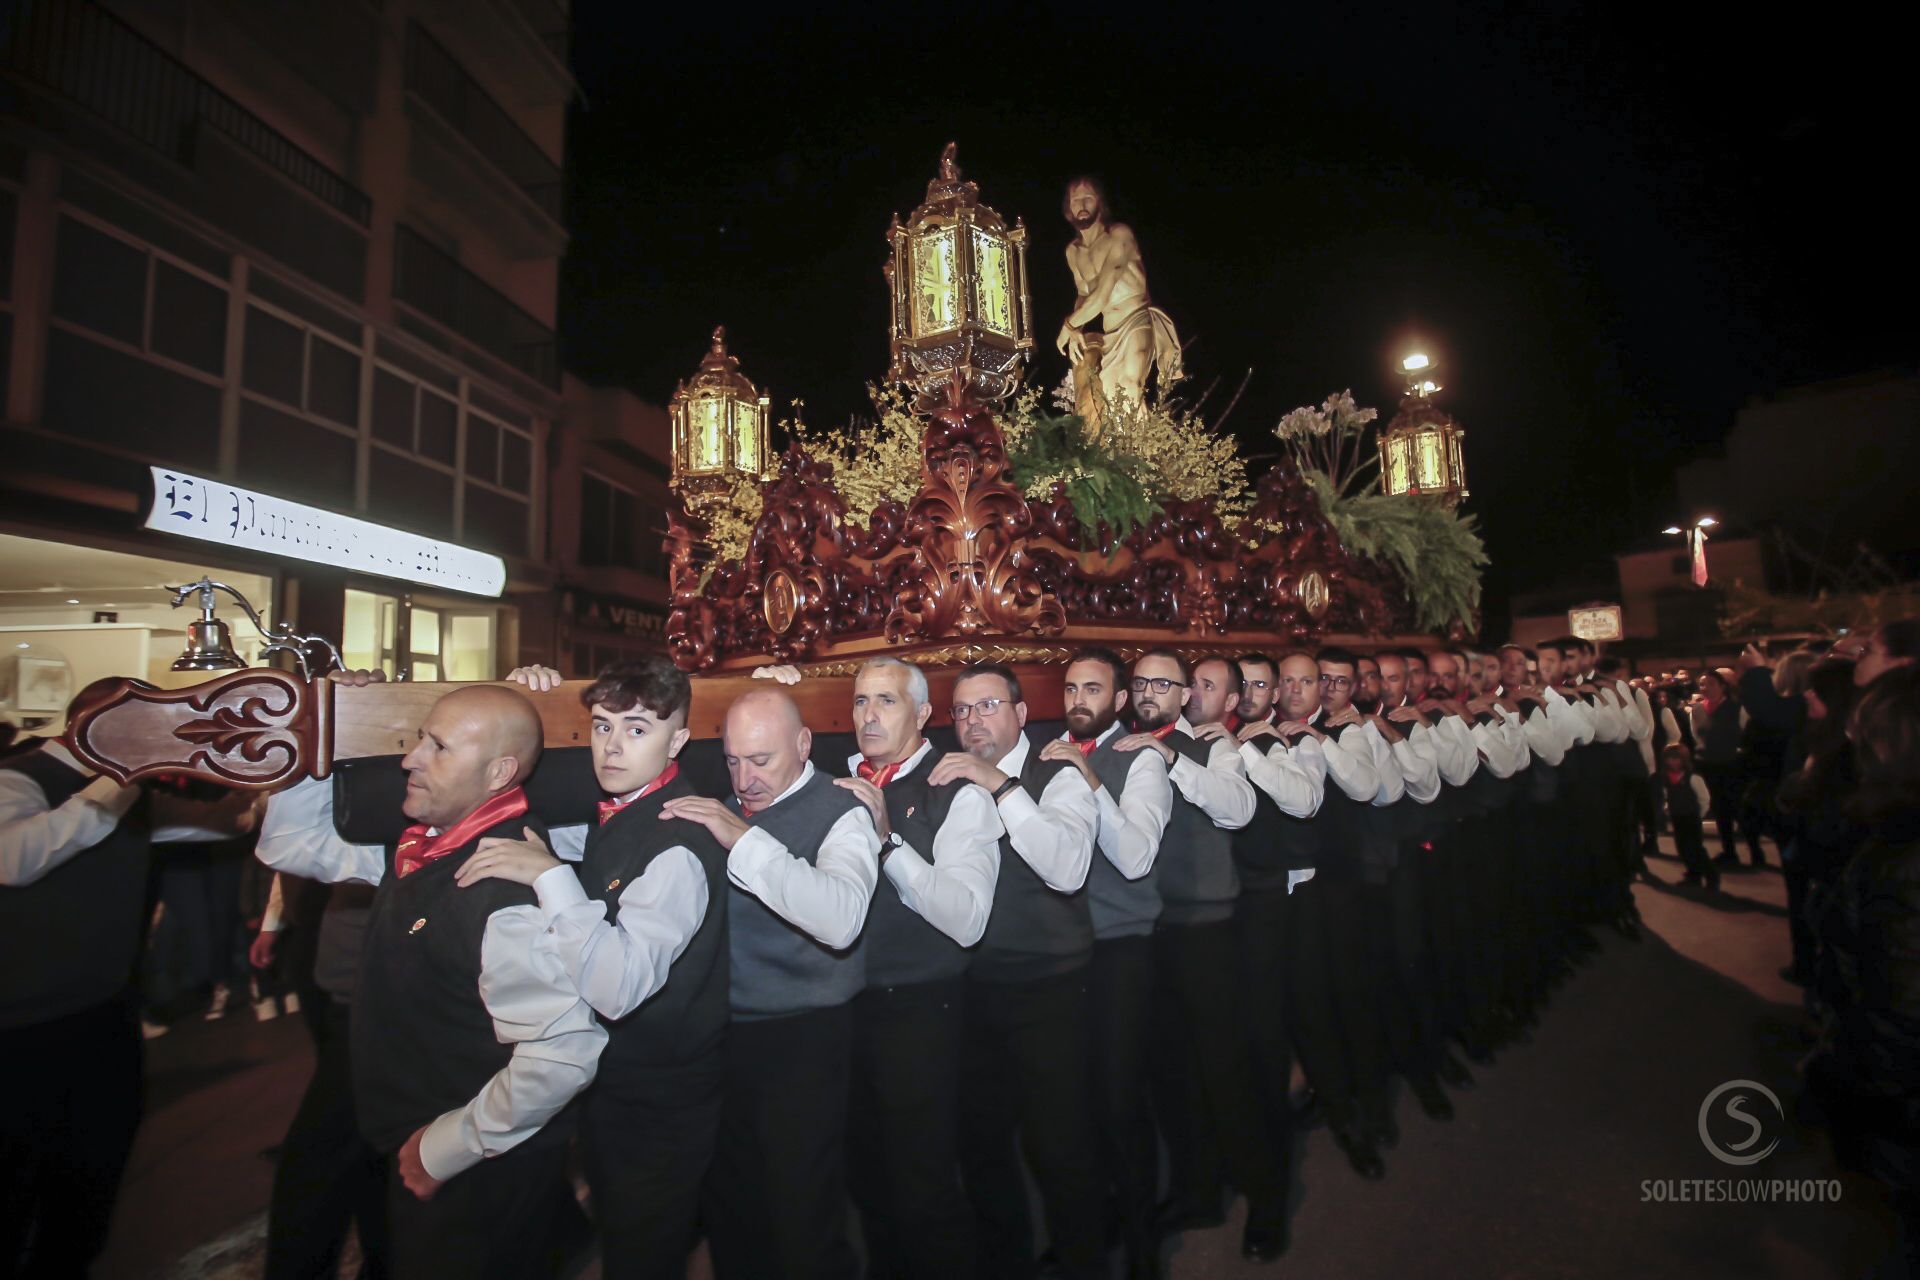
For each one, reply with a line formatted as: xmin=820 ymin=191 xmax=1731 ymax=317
xmin=1569 ymin=603 xmax=1625 ymax=642
xmin=145 ymin=466 xmax=508 ymax=597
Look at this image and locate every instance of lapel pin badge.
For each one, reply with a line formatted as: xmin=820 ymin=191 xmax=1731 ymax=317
xmin=409 ymin=918 xmax=427 ymax=935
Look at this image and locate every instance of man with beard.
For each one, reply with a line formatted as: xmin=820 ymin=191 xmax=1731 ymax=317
xmin=1117 ymin=651 xmax=1284 ymax=1265
xmin=473 ymin=660 xmax=722 ymax=1280
xmin=256 ymin=685 xmax=607 ymax=1279
xmin=1055 ymin=175 xmax=1181 ymax=410
xmin=830 ymin=657 xmax=1002 ymax=1280
xmin=1356 ymin=654 xmax=1385 ymax=713
xmin=929 ymin=663 xmax=1105 ymax=1280
xmin=665 ymin=687 xmax=881 ymax=1280
xmin=1037 ymin=647 xmax=1174 ymax=1279
xmin=1246 ymin=652 xmax=1388 ymax=1178
xmin=1400 ymin=649 xmax=1433 ymax=704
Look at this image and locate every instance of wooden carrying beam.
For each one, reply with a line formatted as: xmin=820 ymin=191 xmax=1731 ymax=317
xmin=63 ymin=663 xmax=1075 ymax=789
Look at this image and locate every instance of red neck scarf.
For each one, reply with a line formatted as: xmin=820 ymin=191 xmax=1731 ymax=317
xmin=396 ymin=787 xmax=529 ymax=878
xmin=597 ymin=762 xmax=681 ymax=827
xmin=1072 ymin=736 xmax=1101 ymax=757
xmin=1663 ymin=766 xmax=1689 ymax=786
xmin=1150 ymin=722 xmax=1180 ymax=740
xmin=1223 ymin=712 xmax=1242 ymax=735
xmin=857 ymin=753 xmax=913 ymax=788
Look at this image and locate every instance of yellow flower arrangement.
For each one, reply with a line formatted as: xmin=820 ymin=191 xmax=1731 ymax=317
xmin=794 ymin=386 xmax=926 ymax=530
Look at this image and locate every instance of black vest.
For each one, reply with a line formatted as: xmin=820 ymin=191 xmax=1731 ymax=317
xmin=583 ymin=772 xmax=730 ymax=1068
xmin=1662 ymin=772 xmax=1703 ymax=822
xmin=1156 ymin=731 xmax=1241 ymax=925
xmin=0 ymin=748 xmax=152 ymax=1028
xmin=1233 ymin=739 xmax=1325 ymax=893
xmin=856 ymin=749 xmax=971 ymax=987
xmin=725 ymin=770 xmax=869 ymax=1018
xmin=973 ymin=743 xmax=1094 ymax=982
xmin=352 ymin=812 xmax=551 ymax=1154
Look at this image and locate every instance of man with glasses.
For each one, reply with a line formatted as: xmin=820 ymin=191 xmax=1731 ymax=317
xmin=831 ymin=657 xmax=1003 ymax=1280
xmin=929 ymin=664 xmax=1107 ymax=1280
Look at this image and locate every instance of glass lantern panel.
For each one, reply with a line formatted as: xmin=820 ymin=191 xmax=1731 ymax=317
xmin=909 ymin=225 xmax=960 ymax=338
xmin=1416 ymin=431 xmax=1446 ymax=490
xmin=1385 ymin=439 xmax=1410 ymax=496
xmin=971 ymin=227 xmax=1015 ymax=338
xmin=689 ymin=396 xmax=726 ymax=473
xmin=732 ymin=400 xmax=763 ymax=475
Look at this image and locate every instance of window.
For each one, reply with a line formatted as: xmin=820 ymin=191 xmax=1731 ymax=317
xmin=579 ymin=473 xmax=665 ymax=575
xmin=342 ymin=592 xmax=495 ymax=682
xmin=465 ymin=405 xmax=534 ymax=497
xmin=51 ymin=213 xmax=229 ymax=377
xmin=242 ymin=300 xmax=362 ymax=427
xmin=342 ymin=588 xmax=400 ymax=679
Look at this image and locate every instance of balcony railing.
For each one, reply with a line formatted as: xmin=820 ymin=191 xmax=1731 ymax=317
xmin=508 ymin=0 xmax=570 ymax=63
xmin=2 ymin=0 xmax=371 ymax=225
xmin=394 ymin=224 xmax=558 ymax=390
xmin=404 ymin=23 xmax=562 ymax=225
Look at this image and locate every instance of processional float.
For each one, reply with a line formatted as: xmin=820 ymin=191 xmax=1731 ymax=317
xmin=63 ymin=145 xmax=1444 ymax=785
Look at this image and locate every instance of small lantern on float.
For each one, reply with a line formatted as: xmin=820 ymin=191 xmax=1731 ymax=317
xmin=669 ymin=326 xmax=770 ymax=513
xmin=884 ymin=142 xmax=1034 ymax=404
xmin=1379 ymin=352 xmax=1468 ymax=506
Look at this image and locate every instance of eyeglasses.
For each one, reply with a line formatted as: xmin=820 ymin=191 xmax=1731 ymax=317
xmin=950 ymin=698 xmax=1007 ymax=721
xmin=1318 ymin=674 xmax=1354 ymax=690
xmin=1129 ymin=677 xmax=1187 ymax=694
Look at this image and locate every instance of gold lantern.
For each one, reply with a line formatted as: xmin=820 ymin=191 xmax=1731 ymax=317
xmin=1379 ymin=355 xmax=1468 ymax=506
xmin=669 ymin=326 xmax=770 ymax=511
xmin=884 ymin=142 xmax=1034 ymax=404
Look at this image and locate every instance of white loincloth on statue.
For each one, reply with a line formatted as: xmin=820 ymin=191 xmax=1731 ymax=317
xmin=1101 ymin=304 xmax=1183 ymax=387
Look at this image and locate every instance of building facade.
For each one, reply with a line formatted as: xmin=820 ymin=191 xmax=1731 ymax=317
xmin=0 ymin=0 xmax=676 ymax=728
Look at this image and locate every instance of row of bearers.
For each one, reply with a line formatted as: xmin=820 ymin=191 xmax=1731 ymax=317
xmin=249 ymin=641 xmax=1647 ymax=1280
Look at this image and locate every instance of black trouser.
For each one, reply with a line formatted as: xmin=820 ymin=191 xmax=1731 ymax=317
xmin=1383 ymin=849 xmax=1443 ymax=1080
xmin=265 ymin=1003 xmax=390 ymax=1280
xmin=1697 ymin=761 xmax=1745 ymax=860
xmin=1086 ymin=937 xmax=1157 ymax=1256
xmin=959 ymin=965 xmax=1106 ymax=1280
xmin=848 ymin=978 xmax=973 ymax=1280
xmin=581 ymin=1048 xmax=724 ymax=1280
xmin=385 ymin=1127 xmax=572 ymax=1280
xmin=1232 ymin=889 xmax=1296 ymax=1175
xmin=704 ymin=1003 xmax=858 ymax=1280
xmin=1673 ymin=815 xmax=1713 ymax=881
xmin=1151 ymin=920 xmax=1285 ymax=1221
xmin=0 ymin=993 xmax=143 ymax=1280
xmin=1288 ymin=876 xmax=1384 ymax=1129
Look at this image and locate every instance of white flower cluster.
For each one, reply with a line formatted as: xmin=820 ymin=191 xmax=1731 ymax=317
xmin=1275 ymin=389 xmax=1378 ymax=441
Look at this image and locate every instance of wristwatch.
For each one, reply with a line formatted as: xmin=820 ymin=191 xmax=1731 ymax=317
xmin=991 ymin=776 xmax=1021 ymax=802
xmin=881 ymin=831 xmax=905 ymax=857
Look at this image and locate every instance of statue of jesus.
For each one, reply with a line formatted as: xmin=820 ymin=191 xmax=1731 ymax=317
xmin=1054 ymin=176 xmax=1182 ymax=420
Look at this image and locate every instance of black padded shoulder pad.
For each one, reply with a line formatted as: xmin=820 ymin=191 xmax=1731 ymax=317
xmin=330 ymin=746 xmax=604 ymax=844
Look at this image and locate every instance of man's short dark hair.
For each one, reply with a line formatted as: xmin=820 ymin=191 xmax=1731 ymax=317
xmin=1236 ymin=651 xmax=1277 ymax=676
xmin=1067 ymin=646 xmax=1128 ymax=689
xmin=956 ymin=661 xmax=1022 ymax=705
xmin=1431 ymin=647 xmax=1470 ymax=668
xmin=1394 ymin=647 xmax=1428 ymax=666
xmin=581 ymin=657 xmax=691 ymax=722
xmin=1498 ymin=643 xmax=1528 ymax=661
xmin=1133 ymin=648 xmax=1191 ymax=685
xmin=1193 ymin=654 xmax=1242 ymax=693
xmin=1316 ymin=646 xmax=1361 ymax=671
xmin=1550 ymin=635 xmax=1583 ymax=657
xmin=1596 ymin=655 xmax=1626 ymax=676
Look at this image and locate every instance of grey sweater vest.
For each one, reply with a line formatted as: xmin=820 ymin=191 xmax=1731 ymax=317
xmin=974 ymin=746 xmax=1094 ymax=983
xmin=1084 ymin=737 xmax=1162 ymax=940
xmin=0 ymin=749 xmax=151 ymax=1028
xmin=726 ymin=772 xmax=868 ymax=1019
xmin=1157 ymin=732 xmax=1241 ymax=925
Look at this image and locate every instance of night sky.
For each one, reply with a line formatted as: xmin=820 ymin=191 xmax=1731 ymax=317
xmin=558 ymin=5 xmax=1909 ymax=635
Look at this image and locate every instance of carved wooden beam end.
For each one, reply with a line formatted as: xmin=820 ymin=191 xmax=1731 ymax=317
xmin=64 ymin=669 xmax=329 ymax=790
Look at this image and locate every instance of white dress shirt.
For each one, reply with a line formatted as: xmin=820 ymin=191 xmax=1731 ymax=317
xmin=0 ymin=741 xmax=246 ymax=887
xmin=1544 ymin=686 xmax=1595 ymax=748
xmin=1383 ymin=723 xmax=1441 ymax=803
xmin=1238 ymin=732 xmax=1326 ymax=818
xmin=1411 ymin=717 xmax=1479 ymax=787
xmin=845 ymin=740 xmax=1003 ymax=947
xmin=727 ymin=761 xmax=880 ymax=951
xmin=1470 ymin=712 xmax=1526 ymax=779
xmin=1166 ymin=717 xmax=1257 ymax=829
xmin=256 ymin=775 xmax=607 ymax=1182
xmin=1354 ymin=720 xmax=1407 ymax=806
xmin=1065 ymin=722 xmax=1172 ymax=880
xmin=993 ymin=732 xmax=1099 ymax=893
xmin=1621 ymin=682 xmax=1656 ymax=773
xmin=1314 ymin=715 xmax=1381 ymax=803
xmin=1588 ymin=687 xmax=1629 ymax=744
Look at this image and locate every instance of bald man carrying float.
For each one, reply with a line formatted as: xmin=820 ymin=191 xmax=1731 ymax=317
xmin=257 ymin=678 xmax=607 ymax=1280
xmin=664 ymin=685 xmax=880 ymax=1280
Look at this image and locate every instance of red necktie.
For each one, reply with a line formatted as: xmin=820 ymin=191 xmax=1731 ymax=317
xmin=1223 ymin=713 xmax=1242 ymax=735
xmin=1150 ymin=723 xmax=1179 ymax=741
xmin=857 ymin=758 xmax=904 ymax=788
xmin=395 ymin=787 xmax=530 ymax=878
xmin=597 ymin=762 xmax=681 ymax=827
xmin=1073 ymin=737 xmax=1099 ymax=757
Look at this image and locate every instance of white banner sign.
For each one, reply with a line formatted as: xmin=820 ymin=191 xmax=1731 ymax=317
xmin=145 ymin=466 xmax=507 ymax=597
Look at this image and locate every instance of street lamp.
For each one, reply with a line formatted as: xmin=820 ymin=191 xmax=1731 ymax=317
xmin=669 ymin=326 xmax=771 ymax=514
xmin=1379 ymin=352 xmax=1468 ymax=506
xmin=883 ymin=141 xmax=1034 ymax=405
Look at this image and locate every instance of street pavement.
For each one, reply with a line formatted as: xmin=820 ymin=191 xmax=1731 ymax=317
xmin=97 ymin=839 xmax=1906 ymax=1279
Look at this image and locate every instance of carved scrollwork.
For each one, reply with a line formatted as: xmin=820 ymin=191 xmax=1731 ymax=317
xmin=65 ymin=669 xmax=323 ymax=789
